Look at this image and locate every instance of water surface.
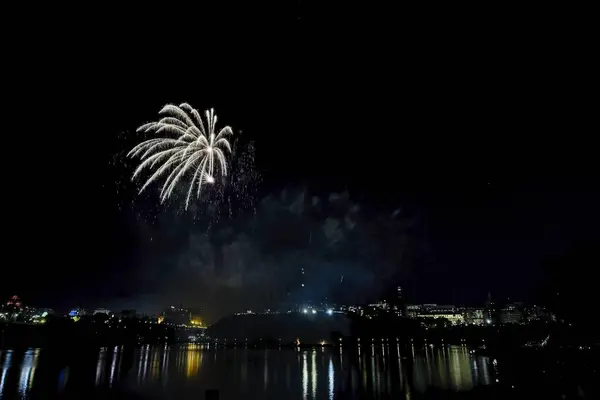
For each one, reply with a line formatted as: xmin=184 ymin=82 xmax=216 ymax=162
xmin=0 ymin=344 xmax=494 ymax=399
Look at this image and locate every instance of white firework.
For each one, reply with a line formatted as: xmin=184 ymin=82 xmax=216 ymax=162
xmin=128 ymin=103 xmax=233 ymax=209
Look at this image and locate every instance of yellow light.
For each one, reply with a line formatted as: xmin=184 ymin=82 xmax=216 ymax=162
xmin=157 ymin=316 xmax=164 ymax=324
xmin=186 ymin=348 xmax=201 ymax=377
xmin=190 ymin=319 xmax=203 ymax=327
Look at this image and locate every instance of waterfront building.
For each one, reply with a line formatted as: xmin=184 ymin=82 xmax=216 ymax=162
xmin=416 ymin=312 xmax=465 ymax=326
xmin=463 ymin=308 xmax=485 ymax=325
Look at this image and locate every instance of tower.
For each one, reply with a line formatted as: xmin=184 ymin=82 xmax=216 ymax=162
xmin=396 ymin=286 xmax=407 ymax=317
xmin=484 ymin=292 xmax=497 ymax=325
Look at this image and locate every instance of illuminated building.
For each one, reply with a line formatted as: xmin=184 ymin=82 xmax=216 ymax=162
xmin=463 ymin=308 xmax=485 ymax=325
xmin=368 ymin=300 xmax=389 ymax=311
xmin=423 ymin=304 xmax=457 ymax=313
xmin=68 ymin=308 xmax=87 ymax=318
xmin=68 ymin=308 xmax=87 ymax=321
xmin=410 ymin=304 xmax=464 ymax=325
xmin=27 ymin=308 xmax=53 ymax=324
xmin=524 ymin=305 xmax=553 ymax=322
xmin=500 ymin=303 xmax=524 ymax=324
xmin=396 ymin=286 xmax=407 ymax=317
xmin=406 ymin=304 xmax=422 ymax=318
xmin=164 ymin=305 xmax=191 ymax=326
xmin=416 ymin=312 xmax=465 ymax=326
xmin=93 ymin=308 xmax=111 ymax=316
xmin=408 ymin=304 xmax=457 ymax=314
xmin=484 ymin=293 xmax=497 ymax=325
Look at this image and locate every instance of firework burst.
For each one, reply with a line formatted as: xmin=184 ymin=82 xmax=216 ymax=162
xmin=128 ymin=104 xmax=233 ymax=209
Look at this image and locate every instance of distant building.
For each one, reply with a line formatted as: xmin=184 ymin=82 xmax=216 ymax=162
xmin=410 ymin=303 xmax=464 ymax=325
xmin=524 ymin=305 xmax=554 ymax=322
xmin=396 ymin=286 xmax=407 ymax=317
xmin=406 ymin=304 xmax=458 ymax=318
xmin=36 ymin=308 xmax=54 ymax=316
xmin=93 ymin=308 xmax=111 ymax=316
xmin=500 ymin=303 xmax=524 ymax=324
xmin=463 ymin=308 xmax=485 ymax=325
xmin=340 ymin=304 xmax=363 ymax=316
xmin=406 ymin=304 xmax=422 ymax=318
xmin=484 ymin=293 xmax=498 ymax=325
xmin=164 ymin=305 xmax=191 ymax=326
xmin=68 ymin=308 xmax=87 ymax=317
xmin=430 ymin=304 xmax=457 ymax=313
xmin=190 ymin=315 xmax=204 ymax=327
xmin=68 ymin=308 xmax=87 ymax=321
xmin=416 ymin=312 xmax=464 ymax=326
xmin=120 ymin=309 xmax=136 ymax=318
xmin=368 ymin=300 xmax=390 ymax=311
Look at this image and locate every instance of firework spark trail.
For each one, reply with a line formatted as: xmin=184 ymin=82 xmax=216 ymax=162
xmin=128 ymin=104 xmax=233 ymax=210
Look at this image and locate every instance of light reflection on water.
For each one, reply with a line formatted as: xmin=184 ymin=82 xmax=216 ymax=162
xmin=0 ymin=350 xmax=12 ymax=396
xmin=18 ymin=348 xmax=39 ymax=397
xmin=0 ymin=344 xmax=494 ymax=399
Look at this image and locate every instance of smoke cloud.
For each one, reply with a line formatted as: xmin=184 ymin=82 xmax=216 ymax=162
xmin=129 ymin=185 xmax=418 ymax=323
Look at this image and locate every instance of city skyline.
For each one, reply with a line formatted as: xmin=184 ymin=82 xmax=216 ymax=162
xmin=1 ymin=289 xmax=552 ymax=327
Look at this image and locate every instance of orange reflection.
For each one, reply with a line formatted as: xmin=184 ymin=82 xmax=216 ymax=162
xmin=186 ymin=346 xmax=201 ymax=377
xmin=412 ymin=345 xmax=480 ymax=393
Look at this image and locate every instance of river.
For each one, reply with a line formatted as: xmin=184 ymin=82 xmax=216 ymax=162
xmin=0 ymin=343 xmax=594 ymax=399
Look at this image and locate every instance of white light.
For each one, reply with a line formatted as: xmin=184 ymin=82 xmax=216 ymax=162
xmin=129 ymin=106 xmax=233 ymax=210
xmin=303 ymin=309 xmax=308 ymax=314
xmin=327 ymin=309 xmax=333 ymax=316
xmin=206 ymin=175 xmax=215 ymax=183
xmin=312 ymin=309 xmax=316 ymax=314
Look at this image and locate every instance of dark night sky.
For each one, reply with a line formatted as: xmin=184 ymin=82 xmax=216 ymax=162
xmin=2 ymin=6 xmax=597 ymax=320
